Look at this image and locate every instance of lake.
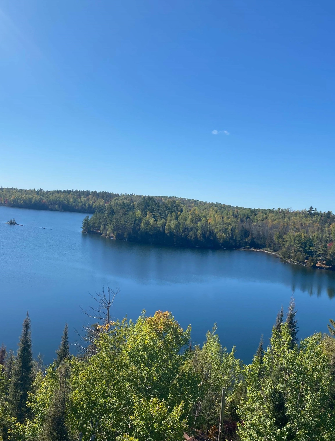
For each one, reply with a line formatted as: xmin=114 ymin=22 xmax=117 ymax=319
xmin=1 ymin=205 xmax=335 ymax=364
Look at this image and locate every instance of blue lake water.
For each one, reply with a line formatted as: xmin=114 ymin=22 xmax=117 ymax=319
xmin=1 ymin=205 xmax=335 ymax=364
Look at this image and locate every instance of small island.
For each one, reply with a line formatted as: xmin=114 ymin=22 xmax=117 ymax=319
xmin=7 ymin=218 xmax=18 ymax=225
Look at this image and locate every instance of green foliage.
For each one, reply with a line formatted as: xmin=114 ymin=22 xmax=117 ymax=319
xmin=1 ymin=308 xmax=335 ymax=441
xmin=238 ymin=324 xmax=335 ymax=440
xmin=67 ymin=311 xmax=196 ymax=440
xmin=286 ymin=298 xmax=298 ymax=348
xmin=0 ymin=188 xmax=117 ymax=213
xmin=56 ymin=324 xmax=70 ymax=367
xmin=0 ymin=345 xmax=6 ymax=366
xmin=85 ymin=195 xmax=335 ymax=268
xmin=38 ymin=363 xmax=72 ymax=441
xmin=191 ymin=327 xmax=242 ymax=437
xmin=274 ymin=306 xmax=284 ymax=333
xmin=124 ymin=311 xmax=191 ymax=402
xmin=130 ymin=397 xmax=186 ymax=441
xmin=255 ymin=336 xmax=264 ymax=362
xmin=82 ymin=216 xmax=91 ymax=233
xmin=116 ymin=436 xmax=138 ymax=441
xmin=9 ymin=314 xmax=34 ymax=423
xmin=25 ymin=367 xmax=58 ymax=440
xmin=0 ymin=367 xmax=11 ymax=441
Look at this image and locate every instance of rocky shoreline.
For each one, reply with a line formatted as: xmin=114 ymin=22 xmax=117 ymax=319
xmin=241 ymin=247 xmax=333 ymax=271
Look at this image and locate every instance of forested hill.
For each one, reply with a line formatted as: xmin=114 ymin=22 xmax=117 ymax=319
xmin=1 ymin=187 xmax=335 ymax=268
xmin=0 ymin=187 xmax=119 ymax=213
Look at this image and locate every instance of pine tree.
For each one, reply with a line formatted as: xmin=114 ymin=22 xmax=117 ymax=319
xmin=255 ymin=335 xmax=264 ymax=362
xmin=255 ymin=335 xmax=265 ymax=380
xmin=286 ymin=298 xmax=298 ymax=349
xmin=82 ymin=216 xmax=90 ymax=233
xmin=0 ymin=345 xmax=6 ymax=366
xmin=269 ymin=389 xmax=289 ymax=430
xmin=273 ymin=307 xmax=284 ymax=333
xmin=5 ymin=351 xmax=14 ymax=381
xmin=56 ymin=324 xmax=70 ymax=367
xmin=9 ymin=313 xmax=34 ymax=423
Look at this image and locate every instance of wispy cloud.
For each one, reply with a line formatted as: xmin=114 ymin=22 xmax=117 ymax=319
xmin=212 ymin=130 xmax=230 ymax=135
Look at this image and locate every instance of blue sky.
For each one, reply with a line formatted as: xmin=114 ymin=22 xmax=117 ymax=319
xmin=1 ymin=0 xmax=335 ymax=211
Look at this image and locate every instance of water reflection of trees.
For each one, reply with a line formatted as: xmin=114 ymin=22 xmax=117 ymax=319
xmin=85 ymin=234 xmax=335 ymax=299
xmin=289 ymin=264 xmax=335 ymax=299
xmin=327 ymin=287 xmax=335 ymax=299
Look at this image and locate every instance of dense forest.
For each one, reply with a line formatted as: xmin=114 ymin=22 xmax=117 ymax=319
xmin=0 ymin=188 xmax=120 ymax=214
xmin=1 ymin=187 xmax=335 ymax=268
xmin=1 ymin=299 xmax=335 ymax=441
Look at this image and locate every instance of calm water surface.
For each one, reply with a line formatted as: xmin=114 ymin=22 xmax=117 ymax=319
xmin=1 ymin=206 xmax=335 ymax=363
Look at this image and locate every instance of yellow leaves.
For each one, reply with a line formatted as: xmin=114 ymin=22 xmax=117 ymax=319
xmin=145 ymin=311 xmax=184 ymax=339
xmin=116 ymin=435 xmax=139 ymax=441
xmin=96 ymin=320 xmax=116 ymax=332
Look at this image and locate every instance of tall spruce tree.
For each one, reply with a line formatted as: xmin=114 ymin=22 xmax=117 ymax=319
xmin=9 ymin=313 xmax=34 ymax=423
xmin=273 ymin=307 xmax=284 ymax=333
xmin=56 ymin=324 xmax=70 ymax=367
xmin=0 ymin=345 xmax=6 ymax=366
xmin=286 ymin=298 xmax=298 ymax=349
xmin=255 ymin=335 xmax=264 ymax=363
xmin=82 ymin=216 xmax=90 ymax=234
xmin=255 ymin=335 xmax=265 ymax=380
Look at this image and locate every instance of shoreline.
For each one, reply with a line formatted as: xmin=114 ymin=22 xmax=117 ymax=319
xmin=241 ymin=247 xmax=334 ymax=271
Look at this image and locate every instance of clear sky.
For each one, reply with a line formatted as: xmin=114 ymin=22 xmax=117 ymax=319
xmin=1 ymin=0 xmax=334 ymax=211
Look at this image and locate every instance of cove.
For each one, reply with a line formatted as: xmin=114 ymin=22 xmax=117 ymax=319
xmin=1 ymin=205 xmax=335 ymax=364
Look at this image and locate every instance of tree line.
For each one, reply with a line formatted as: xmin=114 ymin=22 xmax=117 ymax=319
xmin=1 ymin=187 xmax=335 ymax=268
xmin=0 ymin=188 xmax=120 ymax=214
xmin=1 ymin=299 xmax=335 ymax=441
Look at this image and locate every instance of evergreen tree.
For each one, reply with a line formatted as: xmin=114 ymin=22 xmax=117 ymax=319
xmin=39 ymin=363 xmax=71 ymax=441
xmin=255 ymin=335 xmax=264 ymax=362
xmin=269 ymin=389 xmax=289 ymax=430
xmin=9 ymin=313 xmax=34 ymax=423
xmin=82 ymin=216 xmax=90 ymax=233
xmin=239 ymin=328 xmax=335 ymax=440
xmin=56 ymin=324 xmax=70 ymax=367
xmin=273 ymin=306 xmax=284 ymax=333
xmin=0 ymin=345 xmax=6 ymax=366
xmin=0 ymin=349 xmax=10 ymax=441
xmin=286 ymin=298 xmax=298 ymax=348
xmin=5 ymin=351 xmax=14 ymax=381
xmin=255 ymin=335 xmax=265 ymax=380
xmin=327 ymin=319 xmax=335 ymax=390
